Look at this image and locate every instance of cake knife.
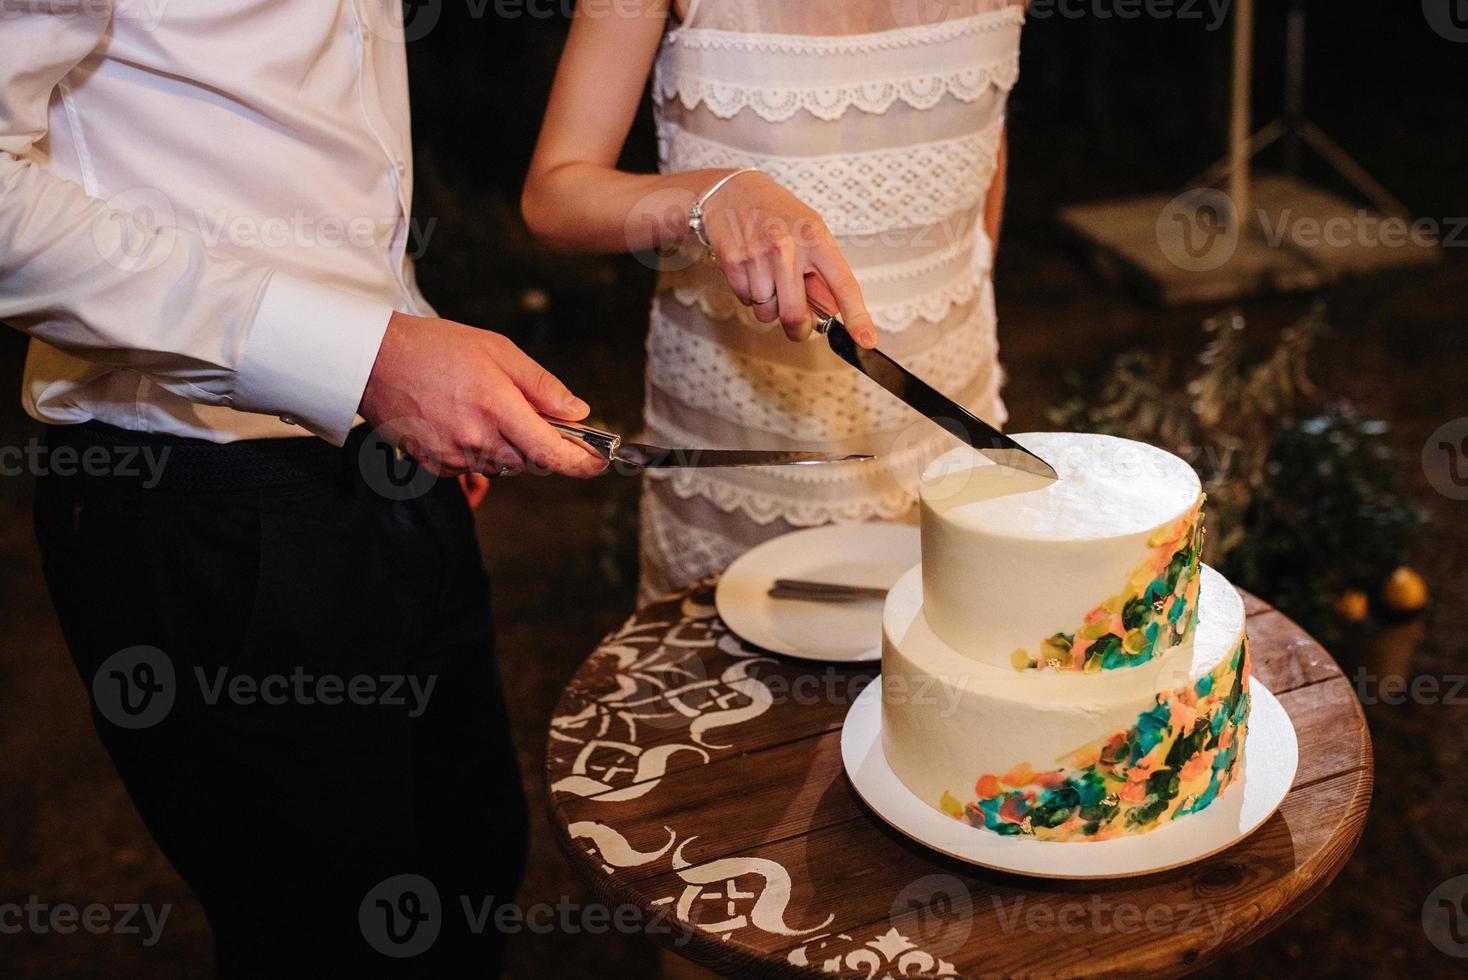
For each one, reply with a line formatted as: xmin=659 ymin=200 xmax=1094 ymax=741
xmin=542 ymin=416 xmax=872 ymax=470
xmin=809 ymin=302 xmax=1059 ymax=481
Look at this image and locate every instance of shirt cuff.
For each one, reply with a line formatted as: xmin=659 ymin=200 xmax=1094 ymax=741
xmin=231 ymin=271 xmax=394 ymax=445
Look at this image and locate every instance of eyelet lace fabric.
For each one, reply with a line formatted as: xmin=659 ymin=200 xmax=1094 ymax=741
xmin=654 ymin=7 xmax=1024 ymax=123
xmin=639 ymin=0 xmax=1024 ymax=601
xmin=646 ymin=295 xmax=998 ymax=443
xmin=662 ymin=231 xmax=993 ymax=333
xmin=638 ymin=490 xmax=750 ymax=606
xmin=659 ymin=118 xmax=1004 ymax=239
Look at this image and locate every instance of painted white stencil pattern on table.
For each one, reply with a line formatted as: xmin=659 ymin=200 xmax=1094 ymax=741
xmin=549 ymin=587 xmax=777 ymax=801
xmin=556 ymin=586 xmax=958 ymax=966
xmin=656 ymin=839 xmax=834 ymax=941
xmin=788 ymin=926 xmax=960 ymax=978
xmin=567 ymin=820 xmax=676 ymax=874
xmin=568 ymin=822 xmax=834 ymax=942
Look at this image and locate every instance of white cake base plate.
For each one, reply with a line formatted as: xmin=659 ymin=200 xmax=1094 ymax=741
xmin=841 ymin=676 xmax=1299 ymax=879
xmin=716 ymin=523 xmax=920 ymax=663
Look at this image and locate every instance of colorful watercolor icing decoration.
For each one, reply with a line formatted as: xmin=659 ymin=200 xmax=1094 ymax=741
xmin=1010 ymin=494 xmax=1206 ymax=673
xmin=945 ymin=635 xmax=1250 ymax=842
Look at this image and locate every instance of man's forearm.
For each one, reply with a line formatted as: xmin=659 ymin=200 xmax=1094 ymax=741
xmin=0 ymin=154 xmax=391 ymax=445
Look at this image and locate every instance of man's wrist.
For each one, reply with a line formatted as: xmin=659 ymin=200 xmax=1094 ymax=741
xmin=231 ymin=271 xmax=394 ymax=445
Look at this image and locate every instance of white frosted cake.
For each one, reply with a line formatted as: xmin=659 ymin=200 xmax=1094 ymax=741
xmin=881 ymin=432 xmax=1251 ymax=842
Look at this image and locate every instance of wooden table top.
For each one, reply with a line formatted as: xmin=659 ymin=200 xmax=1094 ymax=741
xmin=545 ymin=579 xmax=1372 ymax=978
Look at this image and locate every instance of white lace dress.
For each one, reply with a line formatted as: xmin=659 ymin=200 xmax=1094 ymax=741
xmin=640 ymin=0 xmax=1024 ymax=603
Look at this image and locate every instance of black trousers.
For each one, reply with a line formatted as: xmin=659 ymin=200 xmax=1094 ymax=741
xmin=33 ymin=422 xmax=527 ymax=977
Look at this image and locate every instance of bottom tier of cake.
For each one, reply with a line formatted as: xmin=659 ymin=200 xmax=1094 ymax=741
xmin=881 ymin=564 xmax=1250 ymax=842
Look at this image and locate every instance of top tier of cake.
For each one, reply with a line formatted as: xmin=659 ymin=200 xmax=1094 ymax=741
xmin=920 ymin=432 xmax=1205 ymax=673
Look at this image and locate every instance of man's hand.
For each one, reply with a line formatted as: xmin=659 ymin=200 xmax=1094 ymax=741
xmin=359 ymin=312 xmax=606 ymax=479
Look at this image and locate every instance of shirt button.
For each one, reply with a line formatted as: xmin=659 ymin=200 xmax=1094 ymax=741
xmin=395 ymin=159 xmax=407 ymax=176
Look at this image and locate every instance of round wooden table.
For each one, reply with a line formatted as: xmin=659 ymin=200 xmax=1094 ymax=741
xmin=546 ymin=579 xmax=1372 ymax=977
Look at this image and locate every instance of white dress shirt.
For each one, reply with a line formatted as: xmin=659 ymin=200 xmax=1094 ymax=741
xmin=0 ymin=0 xmax=433 ymax=445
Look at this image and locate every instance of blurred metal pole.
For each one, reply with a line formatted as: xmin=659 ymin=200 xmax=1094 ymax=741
xmin=1283 ymin=0 xmax=1306 ymax=173
xmin=1228 ymin=0 xmax=1254 ymax=226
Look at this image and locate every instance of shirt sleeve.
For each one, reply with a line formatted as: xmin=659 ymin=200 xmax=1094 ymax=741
xmin=0 ymin=4 xmax=392 ymax=445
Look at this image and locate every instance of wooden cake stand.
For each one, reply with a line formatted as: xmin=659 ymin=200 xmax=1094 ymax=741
xmin=546 ymin=579 xmax=1372 ymax=977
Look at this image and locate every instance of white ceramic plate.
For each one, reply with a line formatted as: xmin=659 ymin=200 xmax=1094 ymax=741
xmin=841 ymin=676 xmax=1299 ymax=879
xmin=715 ymin=523 xmax=921 ymax=663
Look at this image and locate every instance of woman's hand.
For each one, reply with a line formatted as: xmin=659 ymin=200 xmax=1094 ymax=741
xmin=699 ymin=172 xmax=879 ymax=347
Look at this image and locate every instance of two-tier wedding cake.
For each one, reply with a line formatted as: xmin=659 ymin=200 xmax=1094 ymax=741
xmin=881 ymin=432 xmax=1250 ymax=842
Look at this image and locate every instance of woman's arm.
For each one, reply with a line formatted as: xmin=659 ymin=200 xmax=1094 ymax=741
xmin=521 ymin=0 xmax=709 ymax=254
xmin=522 ymin=0 xmax=877 ymax=345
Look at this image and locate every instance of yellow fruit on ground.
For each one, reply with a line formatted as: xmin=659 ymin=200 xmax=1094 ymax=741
xmin=1333 ymin=590 xmax=1370 ymax=624
xmin=1382 ymin=566 xmax=1428 ymax=614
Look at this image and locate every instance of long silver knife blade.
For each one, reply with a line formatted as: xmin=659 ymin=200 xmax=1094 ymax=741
xmin=813 ymin=307 xmax=1058 ymax=481
xmin=541 ymin=415 xmax=870 ymax=471
xmin=617 ymin=444 xmax=872 ymax=469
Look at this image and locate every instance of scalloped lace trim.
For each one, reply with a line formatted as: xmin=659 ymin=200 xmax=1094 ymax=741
xmin=659 ymin=117 xmax=1003 ymax=239
xmin=660 ymin=469 xmax=922 ymax=527
xmin=653 ymin=59 xmax=1020 ymax=122
xmin=663 ymin=234 xmax=989 ymax=333
xmin=668 ymin=8 xmax=1026 ymax=56
xmin=645 ymin=296 xmax=998 ymax=442
xmin=643 ymin=382 xmax=1006 ymax=527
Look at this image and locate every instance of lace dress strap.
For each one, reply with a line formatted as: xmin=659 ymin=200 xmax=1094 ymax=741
xmin=677 ymin=0 xmax=707 ymax=28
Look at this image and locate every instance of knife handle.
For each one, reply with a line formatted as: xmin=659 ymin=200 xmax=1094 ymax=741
xmin=540 ymin=414 xmax=621 ymax=461
xmin=809 ymin=300 xmax=841 ymax=336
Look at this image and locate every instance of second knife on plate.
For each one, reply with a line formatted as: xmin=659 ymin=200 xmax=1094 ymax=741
xmin=543 ymin=416 xmax=871 ymax=470
xmin=809 ymin=302 xmax=1058 ymax=481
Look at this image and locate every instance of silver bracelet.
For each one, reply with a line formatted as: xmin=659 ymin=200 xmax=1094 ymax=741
xmin=688 ymin=167 xmax=761 ymax=249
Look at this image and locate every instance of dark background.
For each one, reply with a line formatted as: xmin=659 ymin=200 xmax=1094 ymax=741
xmin=2 ymin=1 xmax=1465 ymax=976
